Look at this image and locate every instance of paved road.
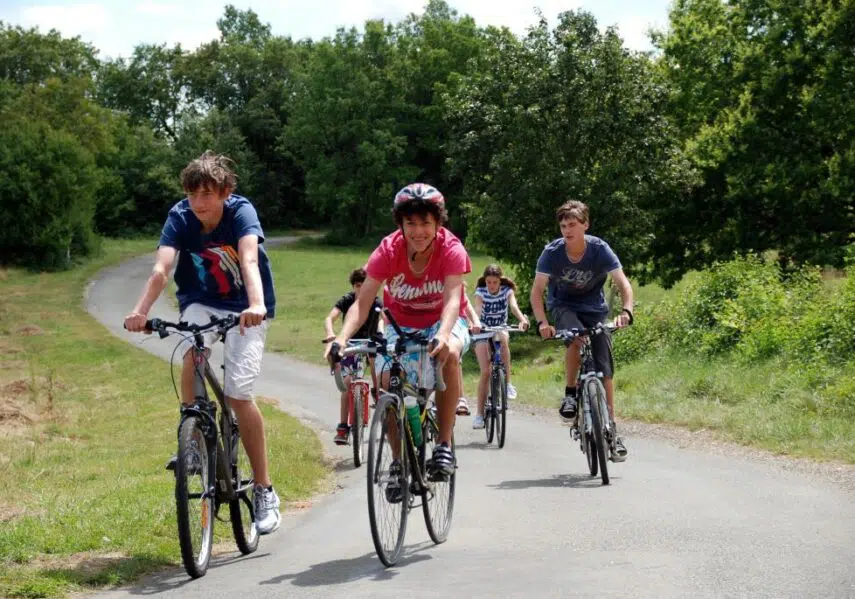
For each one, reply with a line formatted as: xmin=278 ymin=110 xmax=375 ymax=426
xmin=84 ymin=246 xmax=855 ymax=599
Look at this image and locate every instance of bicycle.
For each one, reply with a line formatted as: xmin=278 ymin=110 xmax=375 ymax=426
xmin=550 ymin=323 xmax=618 ymax=486
xmin=141 ymin=315 xmax=258 ymax=578
xmin=323 ymin=338 xmax=372 ymax=467
xmin=470 ymin=325 xmax=525 ymax=448
xmin=329 ymin=309 xmax=455 ymax=566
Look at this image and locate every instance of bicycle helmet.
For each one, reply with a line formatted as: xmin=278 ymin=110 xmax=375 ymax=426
xmin=393 ymin=183 xmax=445 ymax=208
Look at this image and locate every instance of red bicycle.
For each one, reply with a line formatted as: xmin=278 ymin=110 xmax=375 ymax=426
xmin=345 ymin=349 xmax=372 ymax=467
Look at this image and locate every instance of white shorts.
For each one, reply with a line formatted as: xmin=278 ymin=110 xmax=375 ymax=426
xmin=178 ymin=303 xmax=268 ymax=401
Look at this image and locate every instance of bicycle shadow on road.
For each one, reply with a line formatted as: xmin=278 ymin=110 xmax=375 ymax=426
xmin=258 ymin=545 xmax=432 ymax=588
xmin=490 ymin=473 xmax=619 ymax=490
xmin=120 ymin=552 xmax=271 ymax=595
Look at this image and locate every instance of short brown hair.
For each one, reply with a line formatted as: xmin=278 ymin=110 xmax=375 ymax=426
xmin=556 ymin=200 xmax=589 ymax=225
xmin=181 ymin=151 xmax=237 ymax=193
xmin=349 ymin=268 xmax=367 ymax=285
xmin=392 ymin=199 xmax=449 ymax=226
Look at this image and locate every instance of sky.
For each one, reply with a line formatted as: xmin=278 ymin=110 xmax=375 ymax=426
xmin=0 ymin=0 xmax=672 ymax=60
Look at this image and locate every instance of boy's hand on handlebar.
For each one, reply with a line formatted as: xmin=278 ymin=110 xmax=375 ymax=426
xmin=613 ymin=311 xmax=631 ymax=329
xmin=538 ymin=321 xmax=555 ymax=339
xmin=325 ymin=338 xmax=343 ymax=364
xmin=124 ymin=312 xmax=150 ymax=334
xmin=429 ymin=333 xmax=448 ymax=358
xmin=239 ymin=304 xmax=266 ymax=335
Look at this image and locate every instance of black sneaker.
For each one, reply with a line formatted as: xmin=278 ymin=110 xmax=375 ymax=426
xmin=558 ymin=395 xmax=577 ymax=421
xmin=427 ymin=442 xmax=455 ymax=481
xmin=385 ymin=460 xmax=404 ymax=503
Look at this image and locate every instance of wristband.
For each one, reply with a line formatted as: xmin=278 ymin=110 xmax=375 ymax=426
xmin=620 ymin=308 xmax=634 ymax=325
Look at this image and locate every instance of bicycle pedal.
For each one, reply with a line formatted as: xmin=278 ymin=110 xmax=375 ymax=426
xmin=570 ymin=428 xmax=580 ymax=441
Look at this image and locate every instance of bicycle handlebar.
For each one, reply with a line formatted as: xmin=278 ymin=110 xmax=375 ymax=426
xmin=329 ymin=336 xmax=446 ymax=393
xmin=470 ymin=325 xmax=527 ymax=342
xmin=124 ymin=315 xmax=240 ymax=339
xmin=549 ymin=322 xmax=618 ymax=345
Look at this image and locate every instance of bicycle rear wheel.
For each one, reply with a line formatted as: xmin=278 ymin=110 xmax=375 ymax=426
xmin=586 ymin=379 xmax=610 ymax=485
xmin=496 ymin=368 xmax=507 ymax=449
xmin=351 ymin=382 xmax=367 ymax=468
xmin=229 ymin=423 xmax=258 ymax=555
xmin=367 ymin=394 xmax=409 ymax=566
xmin=422 ymin=408 xmax=455 ymax=544
xmin=175 ymin=416 xmax=215 ymax=578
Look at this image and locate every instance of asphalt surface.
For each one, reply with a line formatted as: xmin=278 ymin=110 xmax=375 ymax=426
xmin=83 ymin=245 xmax=855 ymax=599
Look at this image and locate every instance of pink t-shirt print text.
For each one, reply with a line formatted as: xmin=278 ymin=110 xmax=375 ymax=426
xmin=365 ymin=227 xmax=472 ymax=330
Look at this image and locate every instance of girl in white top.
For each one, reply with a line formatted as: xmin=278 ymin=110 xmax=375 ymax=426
xmin=471 ymin=264 xmax=529 ymax=429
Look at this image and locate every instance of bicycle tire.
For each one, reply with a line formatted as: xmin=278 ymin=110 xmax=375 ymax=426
xmin=367 ymin=394 xmax=409 ymax=566
xmin=352 ymin=383 xmax=366 ymax=468
xmin=583 ymin=422 xmax=598 ymax=477
xmin=175 ymin=416 xmax=215 ymax=578
xmin=229 ymin=423 xmax=258 ymax=555
xmin=496 ymin=368 xmax=507 ymax=449
xmin=422 ymin=409 xmax=455 ymax=544
xmin=486 ymin=372 xmax=498 ymax=444
xmin=586 ymin=379 xmax=610 ymax=485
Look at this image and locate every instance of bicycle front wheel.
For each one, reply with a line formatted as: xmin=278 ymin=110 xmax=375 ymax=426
xmin=486 ymin=373 xmax=498 ymax=444
xmin=367 ymin=394 xmax=409 ymax=566
xmin=586 ymin=379 xmax=610 ymax=485
xmin=229 ymin=425 xmax=258 ymax=555
xmin=422 ymin=408 xmax=455 ymax=544
xmin=175 ymin=416 xmax=215 ymax=578
xmin=496 ymin=368 xmax=507 ymax=449
xmin=351 ymin=382 xmax=367 ymax=468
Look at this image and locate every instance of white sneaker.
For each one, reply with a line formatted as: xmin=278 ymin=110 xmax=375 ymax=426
xmin=253 ymin=485 xmax=281 ymax=535
xmin=506 ymin=384 xmax=518 ymax=400
xmin=472 ymin=414 xmax=485 ymax=429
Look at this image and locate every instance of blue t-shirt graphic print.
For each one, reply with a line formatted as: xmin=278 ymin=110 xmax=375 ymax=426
xmin=159 ymin=195 xmax=276 ymax=317
xmin=535 ymin=235 xmax=621 ymax=317
xmin=475 ymin=285 xmax=512 ymax=327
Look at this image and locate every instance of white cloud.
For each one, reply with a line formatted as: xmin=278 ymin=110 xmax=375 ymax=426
xmin=19 ymin=3 xmax=109 ymax=37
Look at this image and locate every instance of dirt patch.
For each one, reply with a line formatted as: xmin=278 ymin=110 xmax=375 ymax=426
xmin=0 ymin=503 xmax=26 ymax=522
xmin=15 ymin=324 xmax=44 ymax=336
xmin=0 ymin=397 xmax=35 ymax=425
xmin=31 ymin=551 xmax=128 ymax=577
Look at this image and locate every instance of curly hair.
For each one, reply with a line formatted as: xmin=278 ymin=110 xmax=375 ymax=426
xmin=181 ymin=150 xmax=238 ymax=193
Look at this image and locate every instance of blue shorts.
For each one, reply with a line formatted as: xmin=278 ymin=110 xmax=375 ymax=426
xmin=375 ymin=317 xmax=470 ymax=389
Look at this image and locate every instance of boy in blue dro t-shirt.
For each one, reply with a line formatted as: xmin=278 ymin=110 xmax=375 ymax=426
xmin=530 ymin=200 xmax=634 ymax=462
xmin=124 ymin=151 xmax=281 ymax=534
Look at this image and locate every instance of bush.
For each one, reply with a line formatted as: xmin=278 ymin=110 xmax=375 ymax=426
xmin=0 ymin=117 xmax=100 ymax=268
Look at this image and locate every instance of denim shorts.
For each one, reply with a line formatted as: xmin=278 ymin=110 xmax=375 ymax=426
xmin=375 ymin=317 xmax=470 ymax=389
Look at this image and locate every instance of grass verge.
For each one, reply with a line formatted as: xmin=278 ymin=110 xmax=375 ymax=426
xmin=0 ymin=239 xmax=328 ymax=599
xmin=264 ymin=239 xmax=855 ymax=464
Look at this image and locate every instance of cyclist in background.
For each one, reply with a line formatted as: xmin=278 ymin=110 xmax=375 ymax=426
xmin=530 ymin=200 xmax=632 ymax=461
xmin=471 ymin=264 xmax=529 ymax=429
xmin=323 ymin=268 xmax=383 ymax=445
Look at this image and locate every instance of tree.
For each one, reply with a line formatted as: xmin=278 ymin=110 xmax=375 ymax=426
xmin=443 ymin=11 xmax=692 ymax=287
xmin=655 ymin=0 xmax=855 ymax=273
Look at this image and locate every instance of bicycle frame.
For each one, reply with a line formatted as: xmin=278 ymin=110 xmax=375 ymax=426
xmin=181 ymin=331 xmax=244 ymax=504
xmin=343 ymin=353 xmax=370 ymax=428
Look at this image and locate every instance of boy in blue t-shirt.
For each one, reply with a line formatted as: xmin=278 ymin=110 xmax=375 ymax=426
xmin=530 ymin=200 xmax=634 ymax=461
xmin=124 ymin=151 xmax=281 ymax=534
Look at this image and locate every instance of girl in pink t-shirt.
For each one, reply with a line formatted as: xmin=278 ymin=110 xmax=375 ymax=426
xmin=327 ymin=183 xmax=471 ymax=482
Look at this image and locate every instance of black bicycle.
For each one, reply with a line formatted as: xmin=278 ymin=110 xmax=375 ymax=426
xmin=329 ymin=309 xmax=455 ymax=566
xmin=470 ymin=325 xmax=525 ymax=448
xmin=551 ymin=323 xmax=618 ymax=485
xmin=144 ymin=315 xmax=258 ymax=578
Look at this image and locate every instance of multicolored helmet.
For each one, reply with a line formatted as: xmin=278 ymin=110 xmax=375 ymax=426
xmin=393 ymin=183 xmax=445 ymax=208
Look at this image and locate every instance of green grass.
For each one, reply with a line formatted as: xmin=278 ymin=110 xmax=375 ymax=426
xmin=265 ymin=239 xmax=855 ymax=464
xmin=0 ymin=239 xmax=329 ymax=599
